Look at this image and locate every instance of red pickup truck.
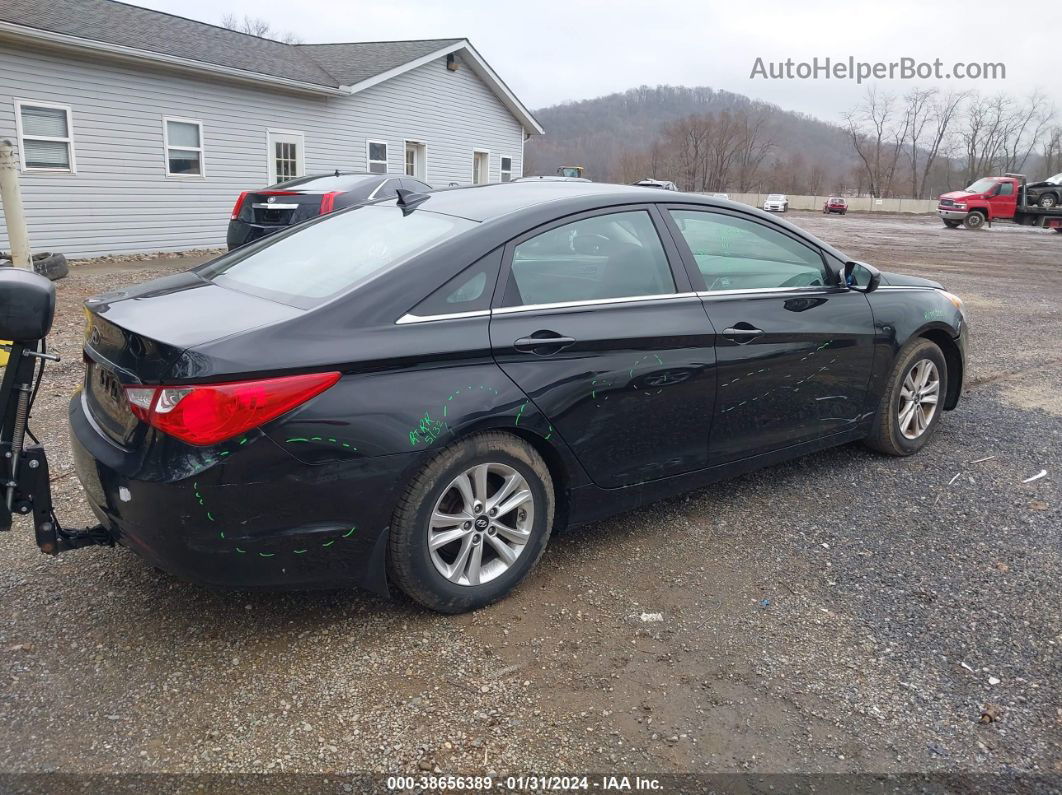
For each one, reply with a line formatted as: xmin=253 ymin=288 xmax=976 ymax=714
xmin=938 ymin=174 xmax=1062 ymax=232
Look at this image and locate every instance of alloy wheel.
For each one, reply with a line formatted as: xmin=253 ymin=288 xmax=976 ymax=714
xmin=898 ymin=359 xmax=940 ymax=440
xmin=427 ymin=463 xmax=534 ymax=586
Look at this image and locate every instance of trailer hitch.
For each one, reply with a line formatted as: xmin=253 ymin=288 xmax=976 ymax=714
xmin=4 ymin=443 xmax=113 ymax=554
xmin=2 ymin=269 xmax=115 ymax=555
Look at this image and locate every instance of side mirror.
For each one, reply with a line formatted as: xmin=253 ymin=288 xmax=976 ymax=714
xmin=0 ymin=267 xmax=55 ymax=342
xmin=844 ymin=260 xmax=881 ymax=293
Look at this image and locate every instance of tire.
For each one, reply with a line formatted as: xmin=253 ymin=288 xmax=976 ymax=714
xmin=963 ymin=212 xmax=986 ymax=230
xmin=943 ymin=219 xmax=961 ymax=228
xmin=864 ymin=338 xmax=948 ymax=456
xmin=387 ymin=431 xmax=555 ymax=613
xmin=32 ymin=252 xmax=68 ymax=281
xmin=1038 ymin=193 xmax=1058 ymax=209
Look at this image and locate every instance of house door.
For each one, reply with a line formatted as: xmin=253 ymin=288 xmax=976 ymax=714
xmin=473 ymin=150 xmax=489 ymax=184
xmin=267 ymin=130 xmax=305 ymax=184
xmin=405 ymin=142 xmax=426 ymax=181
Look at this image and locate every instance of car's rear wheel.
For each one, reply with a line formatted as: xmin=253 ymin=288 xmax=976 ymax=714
xmin=963 ymin=211 xmax=986 ymax=230
xmin=864 ymin=338 xmax=948 ymax=456
xmin=1039 ymin=193 xmax=1058 ymax=209
xmin=387 ymin=432 xmax=555 ymax=613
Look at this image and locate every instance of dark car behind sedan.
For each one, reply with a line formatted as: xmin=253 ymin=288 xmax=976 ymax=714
xmin=226 ymin=172 xmax=431 ymax=249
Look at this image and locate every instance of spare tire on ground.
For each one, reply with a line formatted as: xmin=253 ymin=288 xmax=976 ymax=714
xmin=0 ymin=251 xmax=68 ymax=281
xmin=32 ymin=252 xmax=68 ymax=281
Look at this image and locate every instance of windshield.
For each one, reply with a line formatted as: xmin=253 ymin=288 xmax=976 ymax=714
xmin=198 ymin=205 xmax=476 ymax=307
xmin=964 ymin=178 xmax=998 ymax=194
xmin=1048 ymin=173 xmax=1062 ymax=186
xmin=767 ymin=194 xmax=784 ymax=200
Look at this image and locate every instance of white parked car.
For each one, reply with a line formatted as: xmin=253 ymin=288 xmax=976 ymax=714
xmin=763 ymin=193 xmax=789 ymax=212
xmin=634 ymin=179 xmax=678 ymax=191
xmin=709 ymin=192 xmax=730 ymax=200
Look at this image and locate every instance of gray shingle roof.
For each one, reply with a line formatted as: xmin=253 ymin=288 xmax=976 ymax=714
xmin=0 ymin=0 xmax=461 ymax=89
xmin=295 ymin=40 xmax=463 ymax=85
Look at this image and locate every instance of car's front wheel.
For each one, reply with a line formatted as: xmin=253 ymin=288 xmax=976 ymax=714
xmin=864 ymin=338 xmax=948 ymax=456
xmin=387 ymin=432 xmax=555 ymax=613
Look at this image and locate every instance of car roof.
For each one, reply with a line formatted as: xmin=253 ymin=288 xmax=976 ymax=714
xmin=511 ymin=175 xmax=591 ymax=183
xmin=377 ymin=183 xmax=848 ymax=259
xmin=397 ymin=181 xmax=664 ymax=222
xmin=265 ymin=173 xmax=396 ymax=191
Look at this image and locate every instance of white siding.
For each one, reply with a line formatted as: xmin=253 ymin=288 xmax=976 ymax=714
xmin=0 ymin=45 xmax=526 ymax=257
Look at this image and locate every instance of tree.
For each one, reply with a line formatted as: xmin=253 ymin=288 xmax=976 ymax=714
xmin=220 ymin=13 xmax=302 ymax=44
xmin=843 ymin=87 xmax=902 ymax=197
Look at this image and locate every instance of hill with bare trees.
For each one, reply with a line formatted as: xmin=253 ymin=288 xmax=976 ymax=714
xmin=526 ymin=85 xmax=1061 ymax=198
xmin=525 ymin=85 xmax=859 ymax=194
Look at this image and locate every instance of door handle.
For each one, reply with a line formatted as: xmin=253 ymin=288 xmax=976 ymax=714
xmin=513 ymin=332 xmax=576 ymax=354
xmin=722 ymin=326 xmax=765 ymax=344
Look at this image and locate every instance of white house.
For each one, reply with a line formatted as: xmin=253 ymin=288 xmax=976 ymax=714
xmin=0 ymin=0 xmax=543 ymax=257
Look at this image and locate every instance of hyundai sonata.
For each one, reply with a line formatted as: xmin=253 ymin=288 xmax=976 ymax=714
xmin=71 ymin=182 xmax=966 ymax=612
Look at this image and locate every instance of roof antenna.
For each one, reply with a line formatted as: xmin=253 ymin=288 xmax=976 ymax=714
xmin=395 ymin=188 xmax=430 ymax=215
xmin=334 ymin=168 xmax=340 ymax=177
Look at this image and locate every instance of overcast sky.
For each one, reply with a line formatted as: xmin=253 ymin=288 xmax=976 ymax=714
xmin=138 ymin=0 xmax=1060 ymax=124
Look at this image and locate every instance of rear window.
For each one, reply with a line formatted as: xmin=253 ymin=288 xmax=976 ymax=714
xmin=266 ymin=174 xmax=378 ymax=192
xmin=199 ymin=205 xmax=476 ymax=307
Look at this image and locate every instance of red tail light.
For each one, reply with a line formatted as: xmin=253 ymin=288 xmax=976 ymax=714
xmin=320 ymin=191 xmax=340 ymax=214
xmin=125 ymin=372 xmax=341 ymax=446
xmin=230 ymin=191 xmax=250 ymax=220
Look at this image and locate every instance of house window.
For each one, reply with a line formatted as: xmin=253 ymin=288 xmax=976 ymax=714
xmin=500 ymin=156 xmax=513 ymax=182
xmin=16 ymin=101 xmax=75 ymax=172
xmin=367 ymin=140 xmax=388 ymax=174
xmin=164 ymin=117 xmax=204 ymax=176
xmin=276 ymin=142 xmax=298 ymax=181
xmin=405 ymin=148 xmax=415 ymax=176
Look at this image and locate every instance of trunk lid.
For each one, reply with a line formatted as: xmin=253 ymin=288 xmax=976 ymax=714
xmin=237 ymin=191 xmax=324 ymax=228
xmin=83 ymin=271 xmax=302 ymax=446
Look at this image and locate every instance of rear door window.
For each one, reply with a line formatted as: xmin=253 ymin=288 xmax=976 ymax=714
xmin=668 ymin=210 xmax=828 ymax=291
xmin=199 ymin=205 xmax=476 ymax=308
xmin=503 ymin=210 xmax=675 ymax=306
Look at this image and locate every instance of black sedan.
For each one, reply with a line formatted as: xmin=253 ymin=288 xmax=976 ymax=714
xmin=226 ymin=172 xmax=431 ymax=249
xmin=1026 ymin=172 xmax=1062 ymax=209
xmin=71 ymin=183 xmax=967 ymax=612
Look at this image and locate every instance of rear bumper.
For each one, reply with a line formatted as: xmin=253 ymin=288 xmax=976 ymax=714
xmin=68 ymin=391 xmax=408 ymax=593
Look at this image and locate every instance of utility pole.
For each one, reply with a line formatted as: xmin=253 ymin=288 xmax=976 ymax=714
xmin=0 ymin=139 xmax=32 ymax=269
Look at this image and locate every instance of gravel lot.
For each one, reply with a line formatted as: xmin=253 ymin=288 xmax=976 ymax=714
xmin=1 ymin=213 xmax=1059 ymax=779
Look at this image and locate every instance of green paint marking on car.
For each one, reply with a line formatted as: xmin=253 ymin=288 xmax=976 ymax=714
xmin=258 ymin=552 xmax=275 ymax=558
xmin=514 ymin=402 xmax=527 ymax=426
xmin=206 ymin=511 xmax=215 ymax=521
xmin=342 ymin=526 xmax=356 ymax=538
xmin=286 ymin=437 xmax=310 ymax=443
xmin=321 ymin=539 xmax=335 ymax=548
xmin=293 ymin=549 xmax=307 ymax=554
xmin=235 ymin=547 xmax=246 ymax=554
